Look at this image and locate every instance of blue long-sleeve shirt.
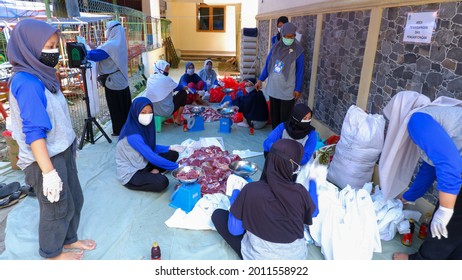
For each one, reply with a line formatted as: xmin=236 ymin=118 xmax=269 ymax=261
xmin=403 ymin=112 xmax=462 ymax=201
xmin=87 ymin=49 xmax=109 ymax=62
xmin=10 ymin=72 xmax=51 ymax=144
xmin=228 ymin=189 xmax=244 ymax=236
xmin=263 ymin=123 xmax=317 ymax=165
xmin=126 ymin=134 xmax=178 ymax=170
xmin=258 ymin=47 xmax=305 ymax=92
xmin=178 ymin=73 xmax=208 ymax=92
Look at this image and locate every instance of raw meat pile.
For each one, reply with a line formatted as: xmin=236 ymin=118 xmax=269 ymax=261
xmin=182 ymin=105 xmax=222 ymax=122
xmin=176 ymin=169 xmax=200 ymax=181
xmin=178 ymin=145 xmax=241 ymax=195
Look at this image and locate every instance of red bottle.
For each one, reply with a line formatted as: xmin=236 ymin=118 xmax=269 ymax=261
xmin=401 ymin=219 xmax=414 ymax=247
xmin=183 ymin=119 xmax=188 ymax=132
xmin=249 ymin=121 xmax=254 ymax=135
xmin=151 ymin=242 xmax=161 ymax=260
xmin=418 ymin=212 xmax=431 ymax=239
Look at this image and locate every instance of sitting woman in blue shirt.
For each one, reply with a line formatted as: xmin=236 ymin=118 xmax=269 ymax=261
xmin=263 ymin=103 xmax=317 ymax=165
xmin=116 ymin=97 xmax=183 ymax=192
xmin=211 ymin=139 xmax=316 ymax=259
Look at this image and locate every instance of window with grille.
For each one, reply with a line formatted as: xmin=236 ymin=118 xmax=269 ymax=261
xmin=197 ymin=5 xmax=225 ymax=32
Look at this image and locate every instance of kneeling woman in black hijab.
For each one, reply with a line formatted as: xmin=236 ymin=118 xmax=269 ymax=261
xmin=263 ymin=103 xmax=317 ymax=165
xmin=211 ymin=139 xmax=316 ymax=260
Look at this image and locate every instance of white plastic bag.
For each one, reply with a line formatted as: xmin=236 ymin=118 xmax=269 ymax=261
xmin=327 ymin=105 xmax=385 ymax=189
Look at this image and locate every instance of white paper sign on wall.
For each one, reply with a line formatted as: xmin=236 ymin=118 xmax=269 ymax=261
xmin=403 ymin=12 xmax=437 ymax=44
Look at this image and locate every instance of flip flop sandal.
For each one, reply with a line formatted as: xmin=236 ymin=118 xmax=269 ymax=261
xmin=0 ymin=182 xmax=21 ymax=199
xmin=19 ymin=184 xmax=35 ymax=197
xmin=0 ymin=193 xmax=20 ymax=209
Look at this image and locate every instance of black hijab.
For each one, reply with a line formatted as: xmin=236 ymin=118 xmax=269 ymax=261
xmin=284 ymin=103 xmax=315 ymax=140
xmin=230 ymin=139 xmax=315 ymax=243
xmin=276 ymin=16 xmax=288 ymax=42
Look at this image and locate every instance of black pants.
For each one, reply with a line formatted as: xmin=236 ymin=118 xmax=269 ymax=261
xmin=211 ymin=209 xmax=244 ymax=259
xmin=269 ymin=97 xmax=295 ymax=130
xmin=409 ymin=190 xmax=462 ymax=260
xmin=105 ymin=86 xmax=132 ymax=135
xmin=173 ymin=90 xmax=187 ymax=113
xmin=24 ymin=143 xmax=83 ymax=258
xmin=125 ymin=150 xmax=179 ymax=192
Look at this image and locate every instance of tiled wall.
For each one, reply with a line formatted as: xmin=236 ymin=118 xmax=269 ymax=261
xmin=256 ymin=20 xmax=269 ymax=78
xmin=368 ymin=2 xmax=462 ymax=114
xmin=292 ymin=15 xmax=317 ymax=103
xmin=315 ymin=10 xmax=371 ymax=134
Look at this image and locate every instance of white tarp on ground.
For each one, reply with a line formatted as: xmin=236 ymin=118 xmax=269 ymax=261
xmin=0 ymin=118 xmax=269 ymax=260
xmin=0 ymin=105 xmax=423 ymax=260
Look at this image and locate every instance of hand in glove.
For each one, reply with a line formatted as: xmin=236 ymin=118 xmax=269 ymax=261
xmin=42 ymin=169 xmax=63 ymax=203
xmin=430 ymin=206 xmax=453 ymax=239
xmin=170 ymin=144 xmax=186 ymax=153
xmin=226 ymin=174 xmax=248 ymax=196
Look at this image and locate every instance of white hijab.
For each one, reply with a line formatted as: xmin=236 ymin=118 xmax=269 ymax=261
xmin=379 ymin=91 xmax=462 ymax=200
xmin=99 ymin=20 xmax=129 ymax=81
xmin=145 ymin=60 xmax=178 ymax=102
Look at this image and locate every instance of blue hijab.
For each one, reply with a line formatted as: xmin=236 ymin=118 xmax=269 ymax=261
xmin=118 ymin=97 xmax=156 ymax=148
xmin=181 ymin=62 xmax=202 ymax=84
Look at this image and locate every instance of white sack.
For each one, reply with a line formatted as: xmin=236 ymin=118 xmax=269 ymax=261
xmin=327 ymin=105 xmax=385 ymax=189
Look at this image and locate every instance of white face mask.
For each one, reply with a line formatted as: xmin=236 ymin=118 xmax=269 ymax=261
xmin=138 ymin=113 xmax=153 ymax=126
xmin=187 ymin=69 xmax=194 ymax=75
xmin=300 ymin=119 xmax=311 ymax=123
xmin=245 ymin=86 xmax=255 ymax=93
xmin=277 ymin=27 xmax=281 ymax=33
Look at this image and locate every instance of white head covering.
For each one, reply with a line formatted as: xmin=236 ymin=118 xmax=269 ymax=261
xmin=145 ymin=60 xmax=178 ymax=103
xmin=99 ymin=20 xmax=129 ymax=81
xmin=379 ymin=91 xmax=462 ymax=200
xmin=153 ymin=60 xmax=170 ymax=74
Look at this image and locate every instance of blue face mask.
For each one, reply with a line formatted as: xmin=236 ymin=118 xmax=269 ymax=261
xmin=282 ymin=37 xmax=294 ymax=46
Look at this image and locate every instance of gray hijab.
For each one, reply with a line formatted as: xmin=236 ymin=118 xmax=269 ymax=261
xmin=269 ymin=22 xmax=304 ymax=80
xmin=99 ymin=20 xmax=129 ymax=82
xmin=7 ymin=19 xmax=61 ymax=93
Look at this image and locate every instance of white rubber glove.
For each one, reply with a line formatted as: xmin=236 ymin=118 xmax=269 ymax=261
xmin=42 ymin=169 xmax=63 ymax=203
xmin=226 ymin=174 xmax=248 ymax=196
xmin=170 ymin=145 xmax=186 ymax=153
xmin=430 ymin=206 xmax=453 ymax=239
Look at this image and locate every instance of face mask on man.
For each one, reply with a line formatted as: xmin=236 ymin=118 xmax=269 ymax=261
xmin=39 ymin=48 xmax=60 ymax=68
xmin=282 ymin=37 xmax=295 ymax=46
xmin=187 ymin=69 xmax=194 ymax=75
xmin=138 ymin=113 xmax=153 ymax=126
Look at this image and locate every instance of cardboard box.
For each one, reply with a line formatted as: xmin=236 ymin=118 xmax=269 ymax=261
xmin=1 ymin=131 xmax=19 ymax=170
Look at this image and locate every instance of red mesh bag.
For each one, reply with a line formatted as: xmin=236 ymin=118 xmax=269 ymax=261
xmin=209 ymin=87 xmax=225 ymax=103
xmin=232 ymin=112 xmax=244 ymax=123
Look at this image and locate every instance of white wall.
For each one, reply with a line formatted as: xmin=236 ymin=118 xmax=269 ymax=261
xmin=168 ymin=2 xmax=236 ymax=54
xmin=258 ymin=0 xmax=334 ymax=15
xmin=142 ymin=48 xmax=166 ymax=77
xmin=241 ymin=0 xmax=258 ymax=28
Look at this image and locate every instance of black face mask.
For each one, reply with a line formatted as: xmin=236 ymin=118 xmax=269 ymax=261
xmin=39 ymin=51 xmax=60 ymax=68
xmin=163 ymin=71 xmax=169 ymax=77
